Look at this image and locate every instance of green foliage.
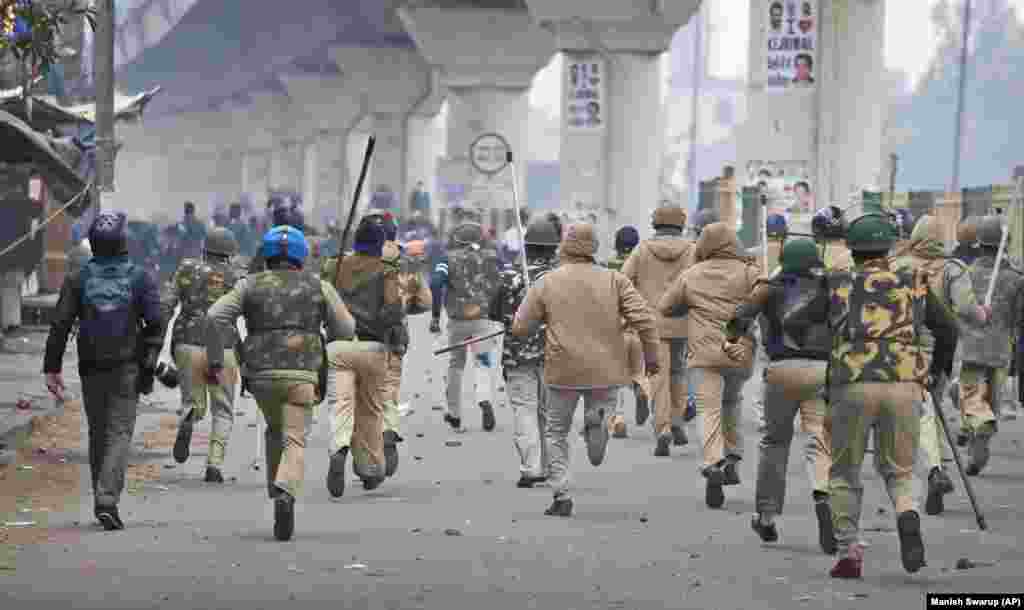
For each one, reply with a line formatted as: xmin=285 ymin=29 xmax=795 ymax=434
xmin=1 ymin=0 xmax=96 ymax=74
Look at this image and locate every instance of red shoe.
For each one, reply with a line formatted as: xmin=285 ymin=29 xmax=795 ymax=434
xmin=830 ymin=544 xmax=864 ymax=579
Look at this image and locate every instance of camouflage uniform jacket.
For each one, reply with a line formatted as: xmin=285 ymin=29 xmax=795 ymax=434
xmin=204 ymin=270 xmax=355 ymax=382
xmin=787 ymin=257 xmax=957 ymax=386
xmin=488 ymin=258 xmax=556 ymax=369
xmin=162 ymin=257 xmax=241 ymax=351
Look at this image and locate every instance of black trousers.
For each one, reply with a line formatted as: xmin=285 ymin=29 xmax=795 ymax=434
xmin=80 ymin=364 xmax=140 ymax=507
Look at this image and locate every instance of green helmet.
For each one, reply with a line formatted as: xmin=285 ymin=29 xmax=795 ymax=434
xmin=976 ymin=215 xmax=1006 ymax=247
xmin=845 ymin=214 xmax=897 ymax=253
xmin=523 ymin=214 xmax=562 ymax=246
xmin=780 ymin=238 xmax=822 ymax=274
xmin=205 ymin=227 xmax=239 ymax=257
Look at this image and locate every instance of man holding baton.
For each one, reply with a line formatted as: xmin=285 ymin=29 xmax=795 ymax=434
xmin=956 ymin=214 xmax=1024 ymax=476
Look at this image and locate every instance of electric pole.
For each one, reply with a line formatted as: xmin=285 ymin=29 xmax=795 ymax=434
xmin=93 ymin=0 xmax=115 ymax=212
xmin=686 ymin=3 xmax=704 ymax=212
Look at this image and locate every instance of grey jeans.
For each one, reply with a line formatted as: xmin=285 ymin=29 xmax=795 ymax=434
xmin=81 ymin=363 xmax=140 ymax=507
xmin=446 ymin=318 xmax=501 ymax=419
xmin=545 ymin=386 xmax=619 ymax=500
xmin=506 ymin=365 xmax=548 ymax=477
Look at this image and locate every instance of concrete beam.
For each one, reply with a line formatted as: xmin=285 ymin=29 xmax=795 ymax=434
xmin=526 ymin=1 xmax=698 ymax=52
xmin=328 ymin=46 xmax=434 ymax=113
xmin=397 ymin=5 xmax=555 ymax=88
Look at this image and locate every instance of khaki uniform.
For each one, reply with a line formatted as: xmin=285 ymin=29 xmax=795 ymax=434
xmin=604 ymin=252 xmax=649 ymax=434
xmin=162 ymin=257 xmax=241 ymax=468
xmin=622 ymin=230 xmax=695 ymax=443
xmin=658 ymin=224 xmax=759 ymax=473
xmin=205 ymin=270 xmax=354 ymax=500
xmin=329 ymin=253 xmax=408 ymax=483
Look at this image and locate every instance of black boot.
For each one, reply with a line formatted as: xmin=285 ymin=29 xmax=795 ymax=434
xmin=480 ymin=401 xmax=496 ymax=432
xmin=896 ymin=510 xmax=926 ymax=573
xmin=723 ymin=457 xmax=741 ymax=486
xmin=327 ymin=448 xmax=348 ymax=498
xmin=516 ymin=474 xmax=547 ymax=488
xmin=751 ymin=513 xmax=778 ymax=542
xmin=703 ymin=465 xmax=725 ymax=509
xmin=443 ymin=413 xmax=462 ymax=431
xmin=544 ymin=497 xmax=573 ymax=517
xmin=204 ymin=466 xmax=224 ymax=483
xmin=383 ymin=431 xmax=401 ymax=477
xmin=654 ymin=434 xmax=671 ymax=457
xmin=814 ymin=492 xmax=837 ymax=555
xmin=924 ymin=467 xmax=954 ymax=515
xmin=95 ymin=504 xmax=125 ymax=531
xmin=173 ymin=412 xmax=194 ymax=464
xmin=671 ymin=425 xmax=688 ymax=446
xmin=634 ymin=383 xmax=650 ymax=425
xmin=273 ymin=492 xmax=295 ymax=541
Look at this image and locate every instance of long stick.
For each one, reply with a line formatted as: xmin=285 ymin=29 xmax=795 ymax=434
xmin=931 ymin=383 xmax=987 ymax=530
xmin=434 ymin=328 xmax=506 ymax=356
xmin=983 ymin=177 xmax=1017 ymax=306
xmin=760 ymin=191 xmax=769 ymax=275
xmin=333 ymin=135 xmax=376 ymax=286
xmin=507 ymin=151 xmax=531 ymax=288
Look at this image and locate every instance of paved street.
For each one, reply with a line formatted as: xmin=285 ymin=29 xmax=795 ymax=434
xmin=2 ymin=315 xmax=1024 ymax=609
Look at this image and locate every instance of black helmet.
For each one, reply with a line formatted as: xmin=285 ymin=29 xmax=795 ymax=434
xmin=977 ymin=215 xmax=1006 ymax=248
xmin=205 ymin=227 xmax=239 ymax=258
xmin=615 ymin=226 xmax=640 ymax=251
xmin=524 ymin=213 xmax=562 ymax=247
xmin=812 ymin=205 xmax=846 ymax=240
xmin=88 ymin=211 xmax=128 ymax=257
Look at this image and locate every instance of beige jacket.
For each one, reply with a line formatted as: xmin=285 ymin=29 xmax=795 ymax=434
xmin=622 ymin=231 xmax=694 ymax=339
xmin=657 ymin=223 xmax=760 ymax=370
xmin=512 ymin=254 xmax=659 ymax=388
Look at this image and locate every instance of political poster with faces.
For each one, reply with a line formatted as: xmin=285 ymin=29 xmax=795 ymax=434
xmin=765 ymin=0 xmax=818 ymax=90
xmin=565 ymin=56 xmax=606 ymax=132
xmin=745 ymin=160 xmax=815 ymax=217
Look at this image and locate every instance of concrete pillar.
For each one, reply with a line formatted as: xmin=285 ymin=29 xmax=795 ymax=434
xmin=278 ymin=74 xmax=372 ymax=226
xmin=241 ymin=150 xmax=271 ymax=201
xmin=369 ymin=112 xmax=406 ymax=214
xmin=738 ymin=0 xmax=886 ymax=231
xmin=398 ymin=5 xmax=555 ymax=231
xmin=524 ymin=2 xmax=699 ymax=257
xmin=328 ymin=47 xmax=443 ymax=220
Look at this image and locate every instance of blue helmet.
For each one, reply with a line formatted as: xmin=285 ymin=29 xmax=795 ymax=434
xmin=766 ymin=213 xmax=788 ymax=238
xmin=615 ymin=226 xmax=640 ymax=252
xmin=88 ymin=211 xmax=128 ymax=256
xmin=262 ymin=226 xmax=309 ymax=266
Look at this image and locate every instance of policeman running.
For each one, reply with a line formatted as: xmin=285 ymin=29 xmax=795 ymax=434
xmin=205 ymin=225 xmax=355 ymax=541
xmin=164 ymin=227 xmax=243 ymax=483
xmin=786 ymin=213 xmax=958 ymax=578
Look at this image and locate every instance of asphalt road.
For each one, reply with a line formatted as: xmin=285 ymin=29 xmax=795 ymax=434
xmin=2 ymin=314 xmax=1024 ymax=610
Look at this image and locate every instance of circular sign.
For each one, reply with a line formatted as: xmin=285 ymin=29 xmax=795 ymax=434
xmin=469 ymin=132 xmax=511 ymax=175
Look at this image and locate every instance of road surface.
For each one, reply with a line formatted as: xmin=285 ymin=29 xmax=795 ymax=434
xmin=2 ymin=315 xmax=1023 ymax=609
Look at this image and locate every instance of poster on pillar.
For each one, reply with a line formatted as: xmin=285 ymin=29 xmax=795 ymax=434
xmin=746 ymin=160 xmax=814 ymax=220
xmin=764 ymin=0 xmax=818 ymax=91
xmin=565 ymin=55 xmax=606 ymax=132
